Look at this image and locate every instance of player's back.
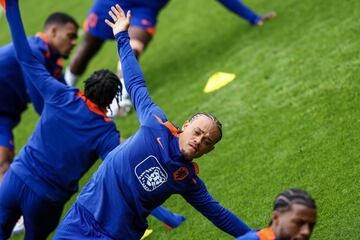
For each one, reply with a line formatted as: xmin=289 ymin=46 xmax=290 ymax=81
xmin=10 ymin=88 xmax=120 ymax=203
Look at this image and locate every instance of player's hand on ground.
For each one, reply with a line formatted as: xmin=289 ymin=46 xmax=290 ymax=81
xmin=105 ymin=4 xmax=131 ymax=36
xmin=256 ymin=11 xmax=276 ymax=26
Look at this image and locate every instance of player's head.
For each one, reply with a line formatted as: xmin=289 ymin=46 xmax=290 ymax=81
xmin=44 ymin=12 xmax=79 ymax=58
xmin=271 ymin=189 xmax=317 ymax=240
xmin=179 ymin=112 xmax=222 ymax=160
xmin=84 ymin=70 xmax=122 ymax=111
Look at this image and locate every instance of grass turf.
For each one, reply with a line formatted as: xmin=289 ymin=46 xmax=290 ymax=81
xmin=1 ymin=0 xmax=359 ymax=239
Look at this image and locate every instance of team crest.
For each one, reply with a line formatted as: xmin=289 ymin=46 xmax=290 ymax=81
xmin=173 ymin=167 xmax=189 ymax=181
xmin=135 ymin=155 xmax=168 ymax=191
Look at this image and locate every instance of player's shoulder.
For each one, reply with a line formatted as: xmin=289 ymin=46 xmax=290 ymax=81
xmin=28 ymin=35 xmax=45 ymax=49
xmin=152 ymin=114 xmax=181 ymax=136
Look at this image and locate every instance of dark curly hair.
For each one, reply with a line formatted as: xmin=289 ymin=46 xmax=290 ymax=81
xmin=273 ymin=188 xmax=316 ymax=212
xmin=84 ymin=69 xmax=122 ymax=110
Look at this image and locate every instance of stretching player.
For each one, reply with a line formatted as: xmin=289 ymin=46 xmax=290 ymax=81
xmin=236 ymin=189 xmax=317 ymax=240
xmin=65 ymin=0 xmax=276 ymax=116
xmin=55 ymin=5 xmax=251 ymax=239
xmin=0 ymin=10 xmax=78 ymax=183
xmin=0 ymin=1 xmax=184 ymax=239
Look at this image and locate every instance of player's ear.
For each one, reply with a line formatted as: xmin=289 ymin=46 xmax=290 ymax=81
xmin=272 ymin=211 xmax=280 ymax=227
xmin=49 ymin=25 xmax=58 ymax=38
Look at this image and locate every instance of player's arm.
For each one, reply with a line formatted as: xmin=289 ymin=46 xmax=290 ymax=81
xmin=22 ymin=48 xmax=46 ymax=114
xmin=217 ymin=0 xmax=261 ymax=25
xmin=182 ymin=177 xmax=251 ymax=238
xmin=26 ymin=77 xmax=45 ymax=114
xmin=1 ymin=0 xmax=67 ymax=102
xmin=105 ymin=5 xmax=163 ymax=124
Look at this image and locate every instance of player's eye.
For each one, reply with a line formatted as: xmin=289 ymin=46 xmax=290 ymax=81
xmin=293 ymin=219 xmax=305 ymax=227
xmin=194 ymin=129 xmax=201 ymax=136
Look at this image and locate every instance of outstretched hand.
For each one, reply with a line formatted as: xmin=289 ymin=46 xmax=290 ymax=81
xmin=105 ymin=4 xmax=131 ymax=36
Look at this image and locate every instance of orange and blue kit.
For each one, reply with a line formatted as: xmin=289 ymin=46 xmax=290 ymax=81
xmin=54 ymin=30 xmax=251 ymax=239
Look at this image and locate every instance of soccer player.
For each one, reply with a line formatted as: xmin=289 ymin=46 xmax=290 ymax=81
xmin=0 ymin=9 xmax=78 ymax=182
xmin=0 ymin=1 xmax=185 ymax=239
xmin=54 ymin=5 xmax=251 ymax=239
xmin=64 ymin=0 xmax=276 ymax=116
xmin=236 ymin=189 xmax=317 ymax=240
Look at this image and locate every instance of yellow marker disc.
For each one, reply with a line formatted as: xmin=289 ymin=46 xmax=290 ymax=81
xmin=140 ymin=229 xmax=153 ymax=240
xmin=204 ymin=72 xmax=236 ymax=93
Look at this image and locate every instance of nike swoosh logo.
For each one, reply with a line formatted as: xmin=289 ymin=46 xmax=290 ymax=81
xmin=157 ymin=137 xmax=164 ymax=149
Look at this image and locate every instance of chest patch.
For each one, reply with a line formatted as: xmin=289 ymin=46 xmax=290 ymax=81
xmin=173 ymin=167 xmax=190 ymax=181
xmin=135 ymin=155 xmax=168 ymax=191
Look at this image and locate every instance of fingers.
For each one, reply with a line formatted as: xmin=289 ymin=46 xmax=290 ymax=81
xmin=111 ymin=4 xmax=125 ymax=19
xmin=104 ymin=4 xmax=131 ymax=30
xmin=116 ymin=4 xmax=125 ymax=17
xmin=107 ymin=4 xmax=127 ymax=22
xmin=104 ymin=19 xmax=114 ymax=28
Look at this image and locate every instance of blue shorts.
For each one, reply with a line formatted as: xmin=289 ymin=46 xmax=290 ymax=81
xmin=54 ymin=202 xmax=116 ymax=240
xmin=0 ymin=168 xmax=64 ymax=239
xmin=84 ymin=2 xmax=159 ymax=40
xmin=0 ymin=115 xmax=19 ymax=150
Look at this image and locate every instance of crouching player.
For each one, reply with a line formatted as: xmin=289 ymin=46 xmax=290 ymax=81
xmin=54 ymin=5 xmax=251 ymax=239
xmin=0 ymin=1 xmax=184 ymax=239
xmin=236 ymin=189 xmax=317 ymax=240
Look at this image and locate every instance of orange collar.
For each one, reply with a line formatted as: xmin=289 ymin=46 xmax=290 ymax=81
xmin=76 ymin=91 xmax=112 ymax=122
xmin=36 ymin=32 xmax=49 ymax=44
xmin=256 ymin=227 xmax=276 ymax=240
xmin=36 ymin=32 xmax=51 ymax=58
xmin=1 ymin=0 xmax=7 ymax=13
xmin=154 ymin=115 xmax=181 ymax=137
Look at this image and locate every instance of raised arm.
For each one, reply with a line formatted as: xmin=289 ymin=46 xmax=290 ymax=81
xmin=182 ymin=178 xmax=251 ymax=238
xmin=105 ymin=5 xmax=162 ymax=124
xmin=217 ymin=0 xmax=275 ymax=26
xmin=1 ymin=0 xmax=67 ymax=101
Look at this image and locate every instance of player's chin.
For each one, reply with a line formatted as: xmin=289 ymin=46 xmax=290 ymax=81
xmin=182 ymin=150 xmax=194 ymax=161
xmin=187 ymin=150 xmax=203 ymax=160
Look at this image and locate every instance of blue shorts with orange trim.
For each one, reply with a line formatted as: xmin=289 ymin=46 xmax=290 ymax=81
xmin=84 ymin=4 xmax=158 ymax=40
xmin=0 ymin=115 xmax=19 ymax=150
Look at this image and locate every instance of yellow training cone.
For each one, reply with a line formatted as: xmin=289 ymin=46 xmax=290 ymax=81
xmin=140 ymin=229 xmax=153 ymax=240
xmin=204 ymin=72 xmax=236 ymax=93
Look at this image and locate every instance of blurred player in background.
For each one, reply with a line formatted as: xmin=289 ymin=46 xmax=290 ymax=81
xmin=236 ymin=189 xmax=317 ymax=240
xmin=0 ymin=9 xmax=78 ymax=236
xmin=0 ymin=11 xmax=78 ymax=182
xmin=55 ymin=5 xmax=251 ymax=239
xmin=0 ymin=1 xmax=185 ymax=238
xmin=65 ymin=0 xmax=276 ymax=117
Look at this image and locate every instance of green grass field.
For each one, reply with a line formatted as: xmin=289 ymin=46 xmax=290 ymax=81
xmin=1 ymin=0 xmax=360 ymax=239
